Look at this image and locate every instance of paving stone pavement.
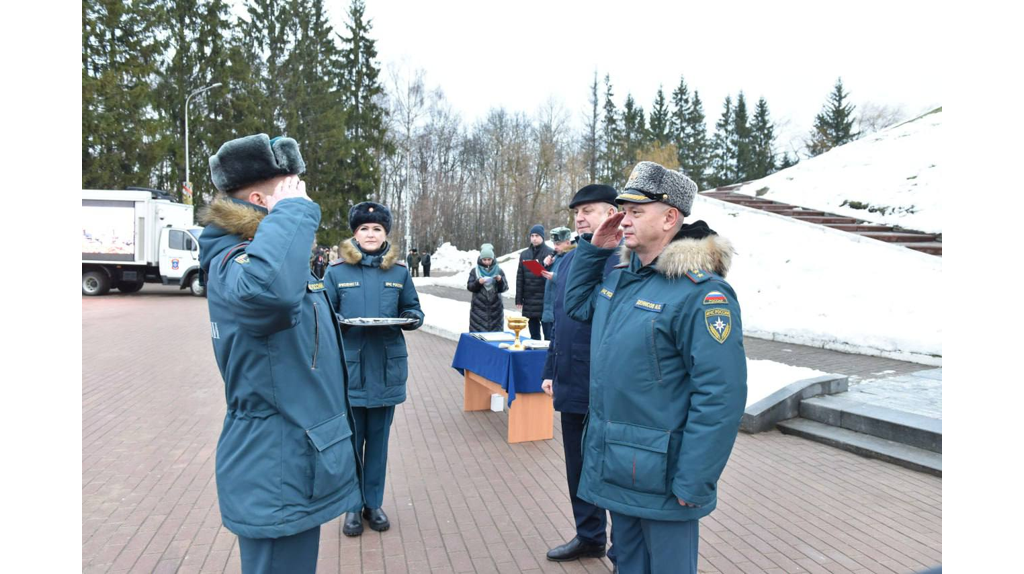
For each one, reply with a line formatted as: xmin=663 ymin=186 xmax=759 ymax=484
xmin=83 ymin=286 xmax=941 ymax=573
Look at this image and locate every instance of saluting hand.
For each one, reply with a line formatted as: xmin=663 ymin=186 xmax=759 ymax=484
xmin=266 ymin=175 xmax=310 ymax=212
xmin=591 ymin=211 xmax=624 ymax=249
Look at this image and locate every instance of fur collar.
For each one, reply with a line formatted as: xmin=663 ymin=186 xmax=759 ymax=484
xmin=618 ymin=234 xmax=735 ymax=279
xmin=197 ymin=197 xmax=266 ymax=239
xmin=339 ymin=238 xmax=400 ymax=270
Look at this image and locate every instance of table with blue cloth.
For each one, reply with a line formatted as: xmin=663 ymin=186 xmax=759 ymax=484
xmin=451 ymin=333 xmax=554 ymax=443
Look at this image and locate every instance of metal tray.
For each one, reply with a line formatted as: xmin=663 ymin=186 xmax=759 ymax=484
xmin=339 ymin=317 xmax=417 ymax=327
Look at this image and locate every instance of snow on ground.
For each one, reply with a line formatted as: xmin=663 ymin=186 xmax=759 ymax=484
xmin=417 ymin=292 xmax=824 ymax=406
xmin=745 ymin=360 xmax=827 ymax=407
xmin=730 ymin=108 xmax=942 ymax=234
xmin=696 ymin=194 xmax=941 ymax=364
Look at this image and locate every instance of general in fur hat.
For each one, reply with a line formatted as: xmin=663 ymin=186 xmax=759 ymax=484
xmin=349 ymin=201 xmax=392 ymax=234
xmin=569 ymin=183 xmax=618 ymax=209
xmin=616 ymin=161 xmax=699 ymax=217
xmin=208 ymin=134 xmax=306 ymax=193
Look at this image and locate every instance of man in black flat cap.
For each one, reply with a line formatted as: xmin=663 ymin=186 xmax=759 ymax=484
xmin=540 ymin=184 xmax=620 ymax=567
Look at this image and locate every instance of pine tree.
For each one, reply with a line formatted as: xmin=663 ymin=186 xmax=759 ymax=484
xmin=748 ymin=96 xmax=777 ymax=180
xmin=83 ymin=0 xmax=167 ymax=190
xmin=708 ymin=95 xmax=735 ymax=187
xmin=598 ymin=75 xmax=621 ymax=187
xmin=684 ymin=91 xmax=710 ymax=189
xmin=777 ymin=152 xmax=799 ymax=170
xmin=338 ymin=0 xmax=391 ymax=221
xmin=806 ymin=77 xmax=858 ymax=157
xmin=583 ymin=71 xmax=599 ymax=184
xmin=620 ymin=93 xmax=647 ymax=178
xmin=648 ymin=86 xmax=670 ymax=146
xmin=280 ymin=0 xmax=352 ymax=245
xmin=732 ymin=92 xmax=753 ymax=181
xmin=669 ymin=76 xmax=691 ymax=175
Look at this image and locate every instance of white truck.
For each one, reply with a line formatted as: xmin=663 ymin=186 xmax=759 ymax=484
xmin=82 ymin=189 xmax=205 ymax=296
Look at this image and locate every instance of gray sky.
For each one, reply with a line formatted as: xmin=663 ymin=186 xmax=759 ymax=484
xmin=327 ymin=0 xmax=941 ymax=153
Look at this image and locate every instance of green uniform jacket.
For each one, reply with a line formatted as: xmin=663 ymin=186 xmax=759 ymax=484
xmin=564 ymin=225 xmax=748 ymax=522
xmin=326 ymin=239 xmax=424 ymax=408
xmin=198 ymin=197 xmax=362 ymax=539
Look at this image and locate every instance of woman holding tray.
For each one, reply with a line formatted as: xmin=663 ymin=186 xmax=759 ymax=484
xmin=325 ymin=201 xmax=424 ymax=537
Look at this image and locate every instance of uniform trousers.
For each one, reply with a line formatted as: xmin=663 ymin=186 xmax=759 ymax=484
xmin=237 ymin=525 xmax=320 ymax=574
xmin=561 ymin=413 xmax=610 ymax=546
xmin=609 ymin=512 xmax=698 ymax=574
xmin=351 ymin=405 xmax=396 ymax=509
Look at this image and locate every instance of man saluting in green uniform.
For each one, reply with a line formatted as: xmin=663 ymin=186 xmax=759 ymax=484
xmin=198 ymin=134 xmax=362 ymax=573
xmin=563 ymin=161 xmax=748 ymax=574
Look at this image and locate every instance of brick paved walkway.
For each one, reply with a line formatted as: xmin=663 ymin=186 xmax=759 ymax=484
xmin=83 ymin=287 xmax=941 ymax=573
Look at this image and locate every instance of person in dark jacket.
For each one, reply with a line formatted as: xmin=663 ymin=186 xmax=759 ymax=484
xmin=311 ymin=247 xmax=326 ymax=279
xmin=540 ymin=185 xmax=621 ymax=565
xmin=564 ymin=162 xmax=747 ymax=574
xmin=467 ymin=243 xmax=508 ymax=331
xmin=325 ymin=202 xmax=425 ymax=537
xmin=515 ymin=224 xmax=554 ymax=339
xmin=540 ymin=227 xmax=573 ymax=332
xmin=406 ymin=249 xmax=421 ymax=277
xmin=198 ymin=134 xmax=362 ymax=574
xmin=421 ymin=251 xmax=432 ymax=277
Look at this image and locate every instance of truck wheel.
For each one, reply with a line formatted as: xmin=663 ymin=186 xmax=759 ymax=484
xmin=117 ymin=280 xmax=144 ymax=294
xmin=189 ymin=273 xmax=206 ymax=297
xmin=82 ymin=271 xmax=110 ymax=296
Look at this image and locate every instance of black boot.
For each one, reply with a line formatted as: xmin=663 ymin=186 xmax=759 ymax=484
xmin=362 ymin=507 xmax=390 ymax=532
xmin=545 ymin=536 xmax=606 ymax=561
xmin=342 ymin=511 xmax=363 ymax=537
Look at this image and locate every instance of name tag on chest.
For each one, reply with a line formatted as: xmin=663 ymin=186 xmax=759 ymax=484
xmin=634 ymin=299 xmax=664 ymax=313
xmin=385 ymin=282 xmax=403 ymax=289
xmin=337 ymin=282 xmax=360 ymax=289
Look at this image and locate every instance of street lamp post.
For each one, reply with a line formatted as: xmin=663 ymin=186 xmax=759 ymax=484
xmin=184 ymin=82 xmax=223 ymax=204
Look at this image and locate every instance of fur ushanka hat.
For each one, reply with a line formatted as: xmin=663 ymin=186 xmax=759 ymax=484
xmin=349 ymin=202 xmax=392 ymax=234
xmin=208 ymin=134 xmax=306 ymax=193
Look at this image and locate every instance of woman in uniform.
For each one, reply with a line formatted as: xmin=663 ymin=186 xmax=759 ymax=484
xmin=325 ymin=202 xmax=424 ymax=537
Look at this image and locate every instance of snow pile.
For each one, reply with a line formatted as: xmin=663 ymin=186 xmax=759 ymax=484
xmin=731 ymin=108 xmax=942 ymax=233
xmin=427 ymin=242 xmax=480 ymax=272
xmin=416 ymin=292 xmax=827 ymax=405
xmin=695 ymin=194 xmax=941 ymax=363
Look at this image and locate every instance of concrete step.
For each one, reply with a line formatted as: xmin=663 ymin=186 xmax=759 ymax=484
xmin=902 ymin=242 xmax=944 ymax=255
xmin=857 ymin=231 xmax=941 ymax=243
xmin=800 ymin=395 xmax=941 ymax=453
xmin=791 ymin=215 xmax=863 ymax=224
xmin=777 ymin=418 xmax=941 ymax=476
xmin=825 ymin=223 xmax=893 ymax=232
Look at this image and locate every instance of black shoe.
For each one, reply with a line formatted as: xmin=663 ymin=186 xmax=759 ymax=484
xmin=362 ymin=507 xmax=390 ymax=532
xmin=545 ymin=537 xmax=606 ymax=561
xmin=342 ymin=511 xmax=363 ymax=537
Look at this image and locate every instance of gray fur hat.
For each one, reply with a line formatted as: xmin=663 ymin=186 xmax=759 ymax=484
xmin=209 ymin=134 xmax=306 ymax=193
xmin=616 ymin=161 xmax=699 ymax=217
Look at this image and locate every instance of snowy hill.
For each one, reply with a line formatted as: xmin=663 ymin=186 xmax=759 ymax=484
xmin=730 ymin=108 xmax=942 ymax=234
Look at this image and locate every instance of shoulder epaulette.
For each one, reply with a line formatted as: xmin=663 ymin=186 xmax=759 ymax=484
xmin=220 ymin=242 xmax=250 ymax=270
xmin=396 ymin=261 xmax=407 ymax=267
xmin=329 ymin=259 xmax=346 ymax=266
xmin=685 ymin=269 xmax=712 ymax=284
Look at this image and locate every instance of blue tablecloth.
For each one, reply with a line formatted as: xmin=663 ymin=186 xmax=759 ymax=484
xmin=451 ymin=333 xmax=548 ymax=406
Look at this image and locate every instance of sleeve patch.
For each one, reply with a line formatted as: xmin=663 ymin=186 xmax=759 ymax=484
xmin=234 ymin=253 xmax=250 ymax=265
xmin=705 ymin=308 xmax=732 ymax=343
xmin=703 ymin=291 xmax=728 ymax=305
